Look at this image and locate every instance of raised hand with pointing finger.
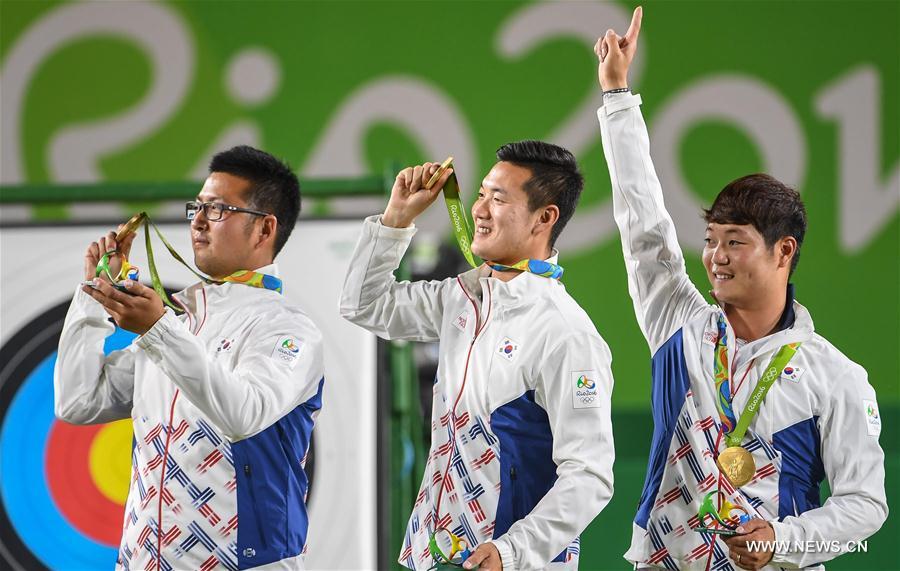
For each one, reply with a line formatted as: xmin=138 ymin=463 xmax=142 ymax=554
xmin=595 ymin=5 xmax=642 ymax=91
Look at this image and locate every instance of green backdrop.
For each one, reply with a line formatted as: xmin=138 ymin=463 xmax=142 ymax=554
xmin=1 ymin=1 xmax=896 ymax=569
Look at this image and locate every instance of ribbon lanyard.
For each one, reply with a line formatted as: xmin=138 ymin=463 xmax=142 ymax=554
xmin=427 ymin=157 xmax=481 ymax=268
xmin=691 ymin=315 xmax=801 ymax=532
xmin=426 ymin=157 xmax=564 ymax=280
xmin=96 ymin=212 xmax=282 ymax=313
xmin=713 ymin=314 xmax=801 ymax=447
xmin=487 ymin=259 xmax=563 ymax=279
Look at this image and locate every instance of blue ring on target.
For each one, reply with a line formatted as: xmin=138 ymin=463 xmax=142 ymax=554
xmin=0 ymin=328 xmax=136 ymax=569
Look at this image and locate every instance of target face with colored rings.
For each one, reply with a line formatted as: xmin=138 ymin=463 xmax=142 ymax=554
xmin=0 ymin=302 xmax=135 ymax=569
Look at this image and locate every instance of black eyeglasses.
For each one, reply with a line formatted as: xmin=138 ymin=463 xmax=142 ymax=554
xmin=185 ymin=201 xmax=271 ymax=222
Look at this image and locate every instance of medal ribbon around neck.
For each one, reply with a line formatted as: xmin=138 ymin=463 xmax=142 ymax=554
xmin=713 ymin=315 xmax=738 ymax=434
xmin=425 ymin=157 xmax=564 ymax=280
xmin=487 ymin=258 xmax=563 ymax=279
xmin=95 ymin=212 xmax=282 ymax=313
xmin=712 ymin=313 xmax=801 ymax=486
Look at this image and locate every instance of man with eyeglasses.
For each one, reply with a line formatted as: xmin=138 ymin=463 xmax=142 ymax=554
xmin=54 ymin=145 xmax=325 ymax=570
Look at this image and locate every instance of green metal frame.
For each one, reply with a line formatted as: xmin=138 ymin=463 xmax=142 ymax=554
xmin=0 ymin=177 xmax=386 ymax=203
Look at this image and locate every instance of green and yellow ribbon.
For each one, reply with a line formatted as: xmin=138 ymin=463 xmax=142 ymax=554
xmin=95 ymin=212 xmax=282 ymax=313
xmin=426 ymin=157 xmax=563 ymax=279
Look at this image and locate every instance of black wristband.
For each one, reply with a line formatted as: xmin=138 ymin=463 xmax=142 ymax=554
xmin=603 ymin=87 xmax=630 ymax=96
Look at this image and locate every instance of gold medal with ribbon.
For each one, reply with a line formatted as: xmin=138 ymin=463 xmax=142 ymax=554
xmin=715 ymin=446 xmax=756 ymax=488
xmin=425 ymin=157 xmax=481 ymax=268
xmin=425 ymin=157 xmax=563 ymax=279
xmin=91 ymin=212 xmax=283 ymax=313
xmin=713 ymin=324 xmax=801 ymax=488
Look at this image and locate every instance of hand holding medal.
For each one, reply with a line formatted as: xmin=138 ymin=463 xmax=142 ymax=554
xmin=691 ymin=491 xmax=750 ymax=536
xmin=81 ymin=213 xmax=169 ymax=334
xmin=424 ymin=157 xmax=481 ymax=269
xmin=83 ymin=212 xmax=187 ymax=312
xmin=691 ymin=492 xmax=777 ymax=568
xmin=83 ymin=213 xmax=143 ymax=291
xmin=424 ymin=157 xmax=562 ymax=279
xmin=81 ymin=210 xmax=285 ymax=333
xmin=381 ymin=160 xmax=455 ymax=230
xmin=427 ymin=528 xmax=476 ymax=570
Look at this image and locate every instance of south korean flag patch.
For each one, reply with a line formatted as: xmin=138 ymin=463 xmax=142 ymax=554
xmin=496 ymin=337 xmax=520 ymax=362
xmin=780 ymin=365 xmax=805 ymax=382
xmin=272 ymin=335 xmax=302 ymax=365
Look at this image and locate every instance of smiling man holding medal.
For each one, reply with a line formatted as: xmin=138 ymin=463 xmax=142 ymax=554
xmin=54 ymin=146 xmax=326 ymax=570
xmin=596 ymin=7 xmax=887 ymax=570
xmin=341 ymin=145 xmax=616 ymax=570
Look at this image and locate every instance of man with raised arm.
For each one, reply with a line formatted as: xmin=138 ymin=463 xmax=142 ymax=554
xmin=341 ymin=144 xmax=615 ymax=570
xmin=595 ymin=7 xmax=886 ymax=570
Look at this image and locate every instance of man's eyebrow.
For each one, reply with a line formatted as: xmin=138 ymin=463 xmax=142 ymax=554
xmin=705 ymin=225 xmax=749 ymax=235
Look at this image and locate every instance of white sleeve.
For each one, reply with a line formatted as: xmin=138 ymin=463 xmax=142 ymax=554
xmin=53 ymin=287 xmax=136 ymax=424
xmin=769 ymin=362 xmax=888 ymax=567
xmin=490 ymin=333 xmax=615 ymax=570
xmin=136 ymin=308 xmax=324 ymax=442
xmin=339 ymin=215 xmax=447 ymax=342
xmin=598 ymin=93 xmax=708 ymax=353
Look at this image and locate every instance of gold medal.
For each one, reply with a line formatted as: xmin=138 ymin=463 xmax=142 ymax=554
xmin=425 ymin=156 xmax=454 ymax=189
xmin=717 ymin=446 xmax=755 ymax=488
xmin=116 ymin=212 xmax=146 ymax=241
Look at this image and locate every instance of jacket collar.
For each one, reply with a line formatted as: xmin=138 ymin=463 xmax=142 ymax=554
xmin=457 ymin=249 xmax=561 ymax=309
xmin=173 ymin=263 xmax=281 ymax=312
xmin=773 ymin=283 xmax=796 ymax=331
xmin=716 ymin=284 xmax=813 ymax=361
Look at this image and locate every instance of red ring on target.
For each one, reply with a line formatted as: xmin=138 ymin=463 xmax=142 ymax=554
xmin=45 ymin=421 xmax=126 ymax=546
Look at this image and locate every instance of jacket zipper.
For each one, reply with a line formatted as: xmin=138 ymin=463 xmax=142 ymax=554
xmin=243 ymin=464 xmax=267 ymax=550
xmin=156 ymin=389 xmax=179 ymax=571
xmin=156 ymin=287 xmax=206 ymax=569
xmin=433 ymin=279 xmax=492 ymax=518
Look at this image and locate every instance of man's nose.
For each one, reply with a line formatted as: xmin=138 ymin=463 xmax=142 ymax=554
xmin=712 ymin=246 xmax=729 ymax=265
xmin=191 ymin=205 xmax=209 ymax=230
xmin=472 ymin=198 xmax=488 ymax=219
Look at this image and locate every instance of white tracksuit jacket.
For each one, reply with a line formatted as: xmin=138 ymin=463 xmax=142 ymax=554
xmin=340 ymin=216 xmax=615 ymax=570
xmin=598 ymin=92 xmax=888 ymax=569
xmin=54 ymin=264 xmax=325 ymax=571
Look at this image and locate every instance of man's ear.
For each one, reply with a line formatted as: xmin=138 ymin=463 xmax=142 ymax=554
xmin=777 ymin=236 xmax=797 ymax=269
xmin=534 ymin=204 xmax=560 ymax=235
xmin=257 ymin=215 xmax=278 ymax=251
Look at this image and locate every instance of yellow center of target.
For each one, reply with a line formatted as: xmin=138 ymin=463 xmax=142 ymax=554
xmin=88 ymin=419 xmax=133 ymax=505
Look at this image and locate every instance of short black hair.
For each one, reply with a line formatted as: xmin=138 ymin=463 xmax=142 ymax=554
xmin=704 ymin=173 xmax=807 ymax=274
xmin=495 ymin=140 xmax=584 ymax=248
xmin=209 ymin=145 xmax=300 ymax=257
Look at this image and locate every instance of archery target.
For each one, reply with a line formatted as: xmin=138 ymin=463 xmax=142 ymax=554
xmin=0 ymin=309 xmax=134 ymax=569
